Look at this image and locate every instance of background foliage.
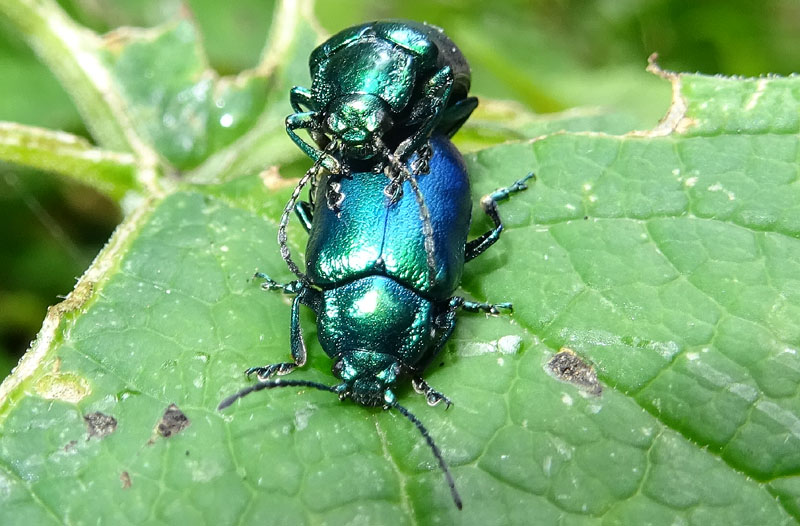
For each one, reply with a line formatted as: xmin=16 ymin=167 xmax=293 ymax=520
xmin=1 ymin=0 xmax=798 ymax=377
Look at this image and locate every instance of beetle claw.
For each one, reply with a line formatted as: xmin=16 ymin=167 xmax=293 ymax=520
xmin=413 ymin=378 xmax=453 ymax=409
xmin=426 ymin=392 xmax=453 ymax=409
xmin=245 ymin=363 xmax=297 ymax=381
xmin=383 ymin=179 xmax=404 ymax=202
xmin=409 ymin=140 xmax=433 ymax=174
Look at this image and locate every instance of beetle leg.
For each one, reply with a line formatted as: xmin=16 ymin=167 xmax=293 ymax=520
xmin=246 ymin=291 xmax=310 ymax=380
xmin=406 ymin=294 xmax=463 ymax=392
xmin=294 ymin=201 xmax=314 ymax=233
xmin=449 ymin=295 xmax=512 ymax=316
xmin=408 ymin=292 xmax=513 ymax=411
xmin=412 ymin=377 xmax=453 ymax=409
xmin=253 ymin=272 xmax=303 ymax=294
xmin=409 ymin=291 xmax=510 ymax=408
xmin=289 ymin=86 xmax=316 ymax=113
xmin=465 ymin=173 xmax=536 ymax=262
xmin=409 ymin=140 xmax=433 ymax=175
xmin=394 ymin=66 xmax=454 ymax=163
xmin=457 ymin=299 xmax=513 ymax=316
xmin=286 ymin=112 xmax=342 ymax=174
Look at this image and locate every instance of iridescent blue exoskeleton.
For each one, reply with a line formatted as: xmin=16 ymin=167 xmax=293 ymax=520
xmin=219 ymin=134 xmax=533 ymax=509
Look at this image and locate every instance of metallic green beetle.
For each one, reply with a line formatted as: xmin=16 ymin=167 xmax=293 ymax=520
xmin=219 ymin=135 xmax=533 ymax=509
xmin=286 ymin=20 xmax=478 ymax=177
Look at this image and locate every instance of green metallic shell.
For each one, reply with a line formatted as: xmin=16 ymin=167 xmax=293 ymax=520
xmin=308 ymin=21 xmax=471 ymax=111
xmin=311 ymin=21 xmax=436 ymax=75
xmin=313 ymin=38 xmax=415 ymax=112
xmin=316 ymin=275 xmax=437 ymax=367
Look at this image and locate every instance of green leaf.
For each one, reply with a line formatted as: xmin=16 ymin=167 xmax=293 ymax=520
xmin=456 ymin=101 xmax=642 ymax=153
xmin=0 ymin=0 xmax=156 ymax=157
xmin=100 ymin=21 xmax=270 ymax=170
xmin=0 ymin=52 xmax=82 ymax=131
xmin=185 ymin=0 xmax=322 ymax=183
xmin=0 ymin=0 xmax=317 ymax=195
xmin=1 ymin=4 xmax=799 ymax=524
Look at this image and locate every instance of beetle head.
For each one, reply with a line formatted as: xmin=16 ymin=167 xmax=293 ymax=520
xmin=325 ymin=94 xmax=392 ymax=159
xmin=332 ymin=351 xmax=402 ymax=407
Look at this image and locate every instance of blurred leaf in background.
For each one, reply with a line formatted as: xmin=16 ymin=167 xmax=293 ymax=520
xmin=0 ymin=0 xmax=797 ymax=379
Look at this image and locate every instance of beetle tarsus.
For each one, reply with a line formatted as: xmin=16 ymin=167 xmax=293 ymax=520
xmin=465 ymin=172 xmax=535 ymax=262
xmin=326 ymin=180 xmax=345 ymax=212
xmin=409 ymin=140 xmax=433 ymax=174
xmin=245 ymin=362 xmax=298 ymax=380
xmin=253 ymin=272 xmax=302 ymax=294
xmin=412 ymin=377 xmax=453 ymax=409
xmin=458 ymin=299 xmax=513 ymax=316
xmin=450 ymin=296 xmax=513 ymax=316
xmin=489 ymin=172 xmax=536 ymax=202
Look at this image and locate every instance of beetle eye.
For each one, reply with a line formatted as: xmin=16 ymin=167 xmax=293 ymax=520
xmin=332 ymin=359 xmax=344 ymax=378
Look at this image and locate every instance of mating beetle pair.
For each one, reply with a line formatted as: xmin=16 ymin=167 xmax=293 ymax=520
xmin=219 ymin=21 xmax=532 ymax=510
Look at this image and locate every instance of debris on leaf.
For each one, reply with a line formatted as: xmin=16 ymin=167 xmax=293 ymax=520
xmin=547 ymin=348 xmax=602 ymax=396
xmin=156 ymin=403 xmax=190 ymax=438
xmin=84 ymin=412 xmax=118 ymax=439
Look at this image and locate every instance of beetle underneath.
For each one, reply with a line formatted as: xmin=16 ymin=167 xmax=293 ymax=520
xmin=219 ymin=136 xmax=532 ymax=510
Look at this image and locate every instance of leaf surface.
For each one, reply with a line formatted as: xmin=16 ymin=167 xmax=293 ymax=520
xmin=0 ymin=4 xmax=798 ymax=524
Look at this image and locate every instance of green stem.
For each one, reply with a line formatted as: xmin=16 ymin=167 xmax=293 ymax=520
xmin=0 ymin=122 xmax=138 ymax=200
xmin=0 ymin=0 xmax=159 ymax=171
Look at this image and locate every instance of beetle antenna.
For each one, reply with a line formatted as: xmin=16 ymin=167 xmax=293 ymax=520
xmin=392 ymin=402 xmax=463 ymax=510
xmin=376 ymin=140 xmax=438 ymax=289
xmin=219 ymin=380 xmax=462 ymax=508
xmin=218 ymin=379 xmax=338 ymax=411
xmin=278 ymin=142 xmax=336 ymax=285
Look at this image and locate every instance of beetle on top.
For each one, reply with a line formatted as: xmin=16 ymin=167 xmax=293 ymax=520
xmin=286 ymin=21 xmax=478 ymax=181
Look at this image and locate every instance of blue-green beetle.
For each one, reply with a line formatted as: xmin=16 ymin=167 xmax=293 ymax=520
xmin=219 ymin=135 xmax=532 ymax=509
xmin=286 ymin=21 xmax=478 ymax=175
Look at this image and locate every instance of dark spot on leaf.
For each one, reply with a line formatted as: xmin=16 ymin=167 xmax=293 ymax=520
xmin=185 ymin=450 xmax=190 ymax=456
xmin=547 ymin=348 xmax=602 ymax=396
xmin=120 ymin=471 xmax=131 ymax=489
xmin=84 ymin=412 xmax=118 ymax=439
xmin=157 ymin=403 xmax=190 ymax=438
xmin=64 ymin=440 xmax=77 ymax=452
xmin=584 ymin=216 xmax=589 ymax=220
